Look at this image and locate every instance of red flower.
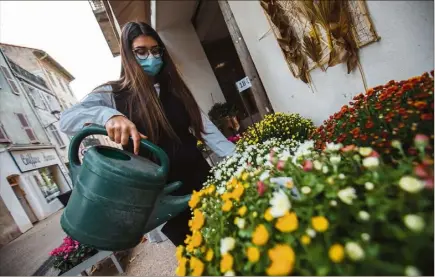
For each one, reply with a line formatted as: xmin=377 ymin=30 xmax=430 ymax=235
xmin=414 ymin=164 xmax=429 ymax=178
xmin=341 ymin=145 xmax=356 ymax=152
xmin=257 ymin=181 xmax=266 ymax=196
xmin=421 ymin=113 xmax=433 ymax=120
xmin=277 ymin=160 xmax=285 ymax=171
xmin=365 ymin=121 xmax=374 ymax=129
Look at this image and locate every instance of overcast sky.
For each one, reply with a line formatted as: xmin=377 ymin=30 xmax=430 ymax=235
xmin=0 ymin=1 xmax=121 ymax=100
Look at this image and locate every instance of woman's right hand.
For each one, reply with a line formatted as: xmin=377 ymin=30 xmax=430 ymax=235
xmin=105 ymin=115 xmax=147 ymax=155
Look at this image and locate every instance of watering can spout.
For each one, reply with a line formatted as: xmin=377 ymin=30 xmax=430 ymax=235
xmin=143 ymin=181 xmax=191 ymax=233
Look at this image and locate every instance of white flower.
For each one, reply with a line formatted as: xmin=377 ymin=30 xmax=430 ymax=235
xmin=217 ymin=186 xmax=226 ymax=195
xmin=278 ymin=150 xmax=292 ymax=161
xmin=338 ymin=187 xmax=357 ymax=205
xmin=326 ymin=142 xmax=342 ymax=152
xmin=269 ymin=189 xmax=291 ymax=218
xmin=259 ymin=171 xmax=270 ymax=181
xmin=364 ymin=182 xmax=374 ymax=191
xmin=256 ymin=156 xmax=263 ymax=164
xmin=220 ymin=237 xmax=236 ymax=255
xmin=264 ymin=161 xmax=274 ymax=168
xmin=345 ymin=242 xmax=365 ymax=261
xmin=235 ymin=217 xmax=246 ymax=229
xmin=301 ymin=186 xmax=311 ymax=194
xmin=330 ymin=200 xmax=337 ymax=207
xmin=329 ymin=155 xmax=341 ymax=165
xmin=270 ymin=177 xmax=293 ymax=188
xmin=399 ymin=176 xmax=424 ymax=193
xmin=224 ymin=270 xmax=235 ymax=276
xmin=313 ymin=160 xmax=323 ymax=171
xmin=403 ymin=214 xmax=425 ymax=232
xmin=361 ymin=233 xmax=370 ymax=241
xmin=362 ymin=157 xmax=379 ymax=168
xmin=358 ymin=211 xmax=370 ymax=221
xmin=359 ymin=147 xmax=373 ymax=157
xmin=322 ymin=166 xmax=329 ymax=174
xmin=215 ymin=170 xmax=222 ymax=180
xmin=405 ymin=266 xmax=421 ymax=276
xmin=306 ymin=228 xmax=316 ymax=238
xmin=338 ymin=173 xmax=345 ymax=179
xmin=391 ymin=140 xmax=402 ymax=149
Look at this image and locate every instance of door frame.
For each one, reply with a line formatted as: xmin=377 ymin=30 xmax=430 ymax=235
xmin=191 ymin=0 xmax=273 ymax=118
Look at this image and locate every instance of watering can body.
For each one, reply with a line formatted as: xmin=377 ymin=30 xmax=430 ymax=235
xmin=61 ymin=125 xmax=191 ymax=251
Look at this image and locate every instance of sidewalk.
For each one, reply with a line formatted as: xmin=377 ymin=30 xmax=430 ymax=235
xmin=0 ymin=210 xmax=65 ymax=276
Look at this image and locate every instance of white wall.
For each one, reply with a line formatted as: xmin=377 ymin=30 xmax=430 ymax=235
xmin=0 ymin=152 xmax=33 ymax=233
xmin=158 ymin=23 xmax=227 ymax=114
xmin=228 ymin=1 xmax=434 ymax=125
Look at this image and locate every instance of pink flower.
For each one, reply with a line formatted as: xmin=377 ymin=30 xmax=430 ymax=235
xmin=303 ymin=160 xmax=313 ymax=171
xmin=414 ymin=165 xmax=429 ymax=178
xmin=341 ymin=145 xmax=356 ymax=152
xmin=277 ymin=160 xmax=285 ymax=171
xmin=369 ymin=150 xmax=380 ymax=158
xmin=425 ymin=178 xmax=434 ymax=190
xmin=257 ymin=181 xmax=266 ymax=196
xmin=415 ymin=134 xmax=429 ymax=148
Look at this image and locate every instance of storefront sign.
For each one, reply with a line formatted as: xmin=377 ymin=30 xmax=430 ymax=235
xmin=236 ymin=76 xmax=252 ymax=93
xmin=11 ymin=148 xmax=61 ymax=172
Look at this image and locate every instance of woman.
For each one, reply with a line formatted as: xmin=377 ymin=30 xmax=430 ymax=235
xmin=60 ymin=21 xmax=236 ymax=246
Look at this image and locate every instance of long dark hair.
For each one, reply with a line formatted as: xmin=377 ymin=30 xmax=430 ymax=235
xmin=104 ymin=21 xmax=204 ymax=144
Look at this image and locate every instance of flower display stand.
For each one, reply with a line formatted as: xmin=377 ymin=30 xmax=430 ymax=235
xmin=60 ymin=251 xmax=124 ymax=276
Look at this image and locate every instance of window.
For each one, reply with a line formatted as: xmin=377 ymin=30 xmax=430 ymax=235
xmin=66 ymin=84 xmax=75 ymax=97
xmin=48 ymin=124 xmax=65 ymax=147
xmin=1 ymin=65 xmax=20 ymax=94
xmin=47 ymin=71 xmax=56 ymax=87
xmin=45 ymin=94 xmax=61 ymax=112
xmin=23 ymin=84 xmax=48 ymax=110
xmin=57 ymin=76 xmax=66 ymax=91
xmin=16 ymin=113 xmax=38 ymax=143
xmin=0 ymin=123 xmax=10 ymax=143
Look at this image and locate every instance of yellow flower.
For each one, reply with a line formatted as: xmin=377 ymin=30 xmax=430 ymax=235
xmin=220 ymin=254 xmax=234 ymax=273
xmin=176 ymin=245 xmax=184 ymax=260
xmin=301 ymin=235 xmax=311 ymax=245
xmin=329 ymin=244 xmax=345 ymax=263
xmin=222 ymin=192 xmax=232 ymax=201
xmin=266 ymin=244 xmax=295 ymax=276
xmin=190 ymin=256 xmax=205 ymax=276
xmin=275 ymin=212 xmax=298 ymax=233
xmin=189 ymin=190 xmax=201 ymax=209
xmin=238 ymin=206 xmax=247 ymax=216
xmin=252 ymin=224 xmax=269 ymax=246
xmin=246 ymin=246 xmax=260 ymax=263
xmin=242 ymin=172 xmax=249 ymax=181
xmin=264 ymin=208 xmax=274 ymax=221
xmin=191 ymin=209 xmax=205 ymax=231
xmin=207 ymin=185 xmax=216 ymax=195
xmin=191 ymin=231 xmax=203 ymax=247
xmin=176 ymin=257 xmax=188 ymax=276
xmin=205 ymin=248 xmax=214 ymax=262
xmin=232 ymin=184 xmax=244 ymax=200
xmin=311 ymin=216 xmax=329 ymax=232
xmin=222 ymin=200 xmax=233 ymax=212
xmin=184 ymin=235 xmax=191 ymax=245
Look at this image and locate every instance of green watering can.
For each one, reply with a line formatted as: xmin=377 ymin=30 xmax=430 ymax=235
xmin=60 ymin=125 xmax=190 ymax=251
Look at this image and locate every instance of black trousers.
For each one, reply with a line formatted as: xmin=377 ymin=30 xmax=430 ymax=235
xmin=161 ymin=155 xmax=211 ymax=246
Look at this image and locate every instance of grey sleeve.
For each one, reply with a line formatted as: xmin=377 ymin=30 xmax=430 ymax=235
xmin=201 ymin=111 xmax=236 ymax=158
xmin=59 ymin=91 xmax=124 ymax=136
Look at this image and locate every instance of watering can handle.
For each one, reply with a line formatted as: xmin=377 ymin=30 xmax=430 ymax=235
xmin=68 ymin=124 xmax=169 ymax=177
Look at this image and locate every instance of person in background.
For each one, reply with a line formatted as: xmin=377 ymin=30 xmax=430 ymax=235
xmin=59 ymin=21 xmax=235 ymax=246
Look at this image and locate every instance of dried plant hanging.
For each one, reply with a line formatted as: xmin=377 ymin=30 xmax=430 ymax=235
xmin=261 ymin=0 xmax=379 ymax=92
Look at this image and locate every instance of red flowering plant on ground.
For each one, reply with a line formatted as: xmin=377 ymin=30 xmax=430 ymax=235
xmin=50 ymin=236 xmax=97 ymax=273
xmin=228 ymin=134 xmax=242 ymax=143
xmin=311 ymin=71 xmax=434 ymax=161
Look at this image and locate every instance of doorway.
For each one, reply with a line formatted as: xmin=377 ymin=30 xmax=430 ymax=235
xmin=0 ymin=195 xmax=21 ymax=248
xmin=192 ymin=0 xmax=272 ymax=130
xmin=7 ymin=175 xmax=38 ymax=224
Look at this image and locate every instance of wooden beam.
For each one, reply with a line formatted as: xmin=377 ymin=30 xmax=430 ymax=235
xmin=217 ymin=0 xmax=273 ymax=118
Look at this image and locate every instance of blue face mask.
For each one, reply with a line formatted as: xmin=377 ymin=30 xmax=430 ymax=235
xmin=136 ymin=56 xmax=163 ymax=76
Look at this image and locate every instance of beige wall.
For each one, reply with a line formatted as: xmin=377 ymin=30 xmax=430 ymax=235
xmin=158 ymin=23 xmax=226 ymax=114
xmin=228 ymin=0 xmax=434 ymax=125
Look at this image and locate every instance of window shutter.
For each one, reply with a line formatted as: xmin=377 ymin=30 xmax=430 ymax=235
xmin=0 ymin=124 xmax=10 ymax=142
xmin=16 ymin=113 xmax=38 ymax=143
xmin=1 ymin=65 xmax=20 ymax=94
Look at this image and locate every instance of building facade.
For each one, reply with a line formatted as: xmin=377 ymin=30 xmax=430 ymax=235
xmin=91 ymin=0 xmax=434 ymax=126
xmin=0 ymin=49 xmax=72 ymax=247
